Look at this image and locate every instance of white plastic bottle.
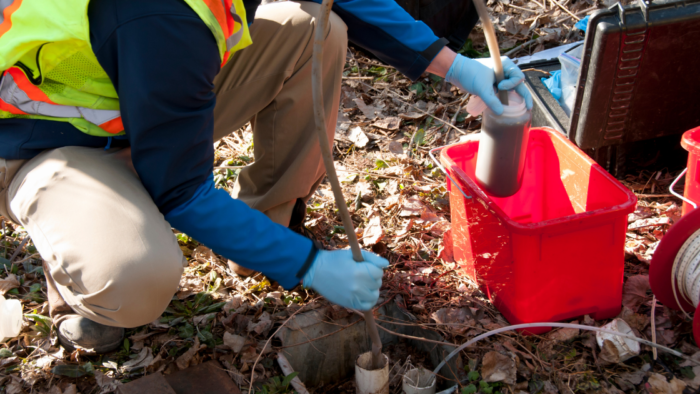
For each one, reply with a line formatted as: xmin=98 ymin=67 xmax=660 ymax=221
xmin=474 ymin=90 xmax=532 ymax=197
xmin=0 ymin=295 xmax=22 ymax=340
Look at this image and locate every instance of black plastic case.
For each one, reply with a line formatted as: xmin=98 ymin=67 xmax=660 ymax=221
xmin=521 ymin=0 xmax=700 ymax=174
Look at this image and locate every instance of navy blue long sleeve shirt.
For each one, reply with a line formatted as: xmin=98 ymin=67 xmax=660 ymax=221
xmin=0 ymin=0 xmax=448 ymax=287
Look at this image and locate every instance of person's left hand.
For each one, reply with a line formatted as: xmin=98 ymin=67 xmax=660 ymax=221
xmin=446 ymin=54 xmax=533 ymax=115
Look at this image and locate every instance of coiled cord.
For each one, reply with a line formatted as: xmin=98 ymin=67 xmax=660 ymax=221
xmin=671 ymin=228 xmax=700 ymax=318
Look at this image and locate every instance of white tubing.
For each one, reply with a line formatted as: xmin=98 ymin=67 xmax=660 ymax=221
xmin=429 ymin=322 xmax=699 ymax=385
xmin=403 ymin=368 xmax=436 ymax=394
xmin=276 ymin=352 xmax=310 ymax=394
xmin=356 ymin=351 xmax=390 ymax=394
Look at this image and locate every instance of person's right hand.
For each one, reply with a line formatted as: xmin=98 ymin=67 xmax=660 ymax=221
xmin=303 ymin=249 xmax=389 ymax=310
xmin=446 ymin=54 xmax=533 ymax=115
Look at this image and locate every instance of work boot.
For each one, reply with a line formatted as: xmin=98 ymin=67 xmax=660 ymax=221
xmin=288 ymin=198 xmax=310 ymax=237
xmin=57 ymin=316 xmax=124 ymax=353
xmin=43 ymin=261 xmax=124 ymax=353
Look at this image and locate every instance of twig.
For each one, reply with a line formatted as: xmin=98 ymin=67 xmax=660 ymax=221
xmin=505 ymin=39 xmax=537 ymax=57
xmin=353 ymin=310 xmax=459 ymax=347
xmin=248 ymin=305 xmax=308 ymax=393
xmin=277 ymin=319 xmax=363 ymax=349
xmin=651 ymin=295 xmax=658 ymax=360
xmin=505 ymin=3 xmax=538 ymax=13
xmin=9 ymin=237 xmax=29 ymax=263
xmin=214 ymin=165 xmax=247 ymax=170
xmin=343 ymin=76 xmax=374 ymax=80
xmin=406 ymin=128 xmax=419 ymax=158
xmin=360 ymin=82 xmax=464 ymax=135
xmin=576 ymin=6 xmax=598 ymax=15
xmin=277 ymin=352 xmax=310 ymax=394
xmin=12 ymin=253 xmax=40 ymax=265
xmin=636 ymin=193 xmax=676 ymax=198
xmin=530 ymin=0 xmax=547 ymax=9
xmin=549 ymin=0 xmax=581 ymax=20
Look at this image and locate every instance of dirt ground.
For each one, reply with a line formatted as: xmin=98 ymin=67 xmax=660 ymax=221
xmin=1 ymin=0 xmax=696 ymax=393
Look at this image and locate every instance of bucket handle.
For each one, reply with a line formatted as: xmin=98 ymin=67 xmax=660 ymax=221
xmin=428 ymin=146 xmax=472 ymax=200
xmin=669 ymin=168 xmax=697 ymax=209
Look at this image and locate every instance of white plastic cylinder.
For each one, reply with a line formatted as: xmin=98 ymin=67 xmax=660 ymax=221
xmin=355 ymin=351 xmax=389 ymax=394
xmin=403 ymin=367 xmax=436 ymax=394
xmin=0 ymin=295 xmax=22 ymax=340
xmin=596 ymin=318 xmax=640 ymax=362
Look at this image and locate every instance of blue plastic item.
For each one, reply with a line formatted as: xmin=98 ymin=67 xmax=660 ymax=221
xmin=575 ymin=15 xmax=590 ymax=32
xmin=541 ymin=70 xmax=562 ymax=101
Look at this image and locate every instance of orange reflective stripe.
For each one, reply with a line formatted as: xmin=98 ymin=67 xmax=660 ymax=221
xmin=98 ymin=116 xmax=124 ymax=134
xmin=0 ymin=97 xmax=27 ymax=115
xmin=223 ymin=0 xmax=235 ymax=33
xmin=6 ymin=67 xmax=55 ymax=104
xmin=221 ymin=51 xmax=230 ymax=67
xmin=204 ymin=0 xmax=229 ymax=37
xmin=0 ymin=0 xmax=22 ymax=39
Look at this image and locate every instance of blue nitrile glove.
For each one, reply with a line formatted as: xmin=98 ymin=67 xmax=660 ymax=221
xmin=303 ymin=249 xmax=389 ymax=310
xmin=446 ymin=54 xmax=533 ymax=115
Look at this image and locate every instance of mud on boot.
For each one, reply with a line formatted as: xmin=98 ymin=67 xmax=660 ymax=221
xmin=57 ymin=315 xmax=124 ymax=354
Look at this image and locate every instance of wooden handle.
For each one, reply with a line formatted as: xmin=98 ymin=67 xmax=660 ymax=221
xmin=472 ymin=0 xmax=509 ymax=106
xmin=311 ymin=0 xmax=384 ymax=370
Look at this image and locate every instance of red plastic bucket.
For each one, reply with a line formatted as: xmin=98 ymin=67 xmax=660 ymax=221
xmin=681 ymin=127 xmax=700 ymax=215
xmin=440 ymin=128 xmax=637 ymax=333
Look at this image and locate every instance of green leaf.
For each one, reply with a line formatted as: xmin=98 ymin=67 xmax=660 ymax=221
xmin=51 ymin=363 xmax=93 ymax=378
xmin=281 ymin=371 xmax=299 ymax=387
xmin=198 ymin=301 xmax=226 ymax=315
xmin=467 ymin=370 xmax=480 ymax=381
xmin=374 ymin=159 xmax=389 ymax=169
xmin=176 ymin=233 xmax=190 ymax=243
xmin=28 ymin=283 xmax=42 ymax=293
xmin=458 ymin=39 xmax=489 ymax=58
xmin=462 ymin=384 xmax=477 ymax=394
xmin=0 ymin=348 xmax=12 ymax=358
xmin=123 ymin=338 xmax=130 ymax=353
xmin=178 ymin=323 xmax=195 ymax=339
xmin=413 ymin=129 xmax=425 ymax=146
xmin=681 ymin=366 xmax=696 ymax=379
xmin=410 ymin=82 xmax=426 ymax=97
xmin=456 ymin=111 xmax=469 ymax=123
xmin=529 ymin=379 xmax=545 ymax=394
xmin=25 ymin=313 xmax=52 ymax=336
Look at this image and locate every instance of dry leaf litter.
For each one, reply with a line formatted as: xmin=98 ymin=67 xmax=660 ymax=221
xmin=0 ymin=1 xmax=691 ymax=392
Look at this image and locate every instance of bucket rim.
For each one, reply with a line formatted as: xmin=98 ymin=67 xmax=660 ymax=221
xmin=681 ymin=126 xmax=700 ymax=154
xmin=439 ymin=127 xmax=638 ymax=233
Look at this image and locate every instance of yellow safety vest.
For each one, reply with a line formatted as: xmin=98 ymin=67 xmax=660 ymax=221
xmin=0 ymin=0 xmax=252 ymax=137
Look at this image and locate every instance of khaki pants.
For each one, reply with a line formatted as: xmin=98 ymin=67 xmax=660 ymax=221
xmin=0 ymin=2 xmax=347 ymax=328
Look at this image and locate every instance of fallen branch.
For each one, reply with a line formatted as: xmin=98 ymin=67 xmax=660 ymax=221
xmin=549 ymin=0 xmax=581 ymax=20
xmin=505 ymin=39 xmax=537 ymax=57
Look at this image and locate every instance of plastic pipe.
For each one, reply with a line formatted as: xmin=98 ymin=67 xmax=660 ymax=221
xmin=471 ymin=0 xmax=509 ymax=105
xmin=428 ymin=322 xmax=698 ymax=386
xmin=311 ymin=0 xmax=384 ymax=370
